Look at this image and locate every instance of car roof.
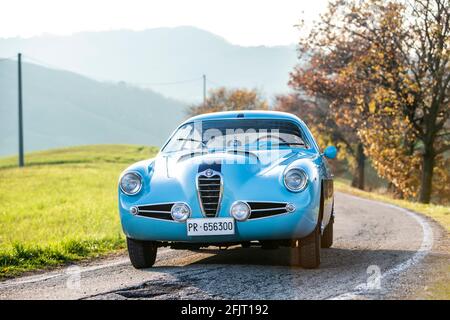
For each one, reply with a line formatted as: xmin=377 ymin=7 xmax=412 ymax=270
xmin=183 ymin=110 xmax=303 ymax=124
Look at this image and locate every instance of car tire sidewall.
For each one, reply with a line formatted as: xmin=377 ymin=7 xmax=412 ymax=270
xmin=298 ymin=224 xmax=321 ymax=269
xmin=321 ymin=216 xmax=334 ymax=248
xmin=127 ymin=237 xmax=158 ymax=269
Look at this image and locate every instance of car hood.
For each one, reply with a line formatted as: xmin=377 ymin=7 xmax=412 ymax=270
xmin=155 ymin=149 xmax=316 ymax=179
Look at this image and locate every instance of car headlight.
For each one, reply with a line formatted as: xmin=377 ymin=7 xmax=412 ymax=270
xmin=230 ymin=201 xmax=251 ymax=221
xmin=284 ymin=168 xmax=308 ymax=192
xmin=119 ymin=172 xmax=142 ymax=195
xmin=171 ymin=203 xmax=191 ymax=222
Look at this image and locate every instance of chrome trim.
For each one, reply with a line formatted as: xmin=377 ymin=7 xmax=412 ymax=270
xmin=286 ymin=203 xmax=296 ymax=213
xmin=283 ymin=167 xmax=308 ymax=192
xmin=135 ymin=202 xmax=174 ymax=208
xmin=138 ymin=210 xmax=172 ymax=214
xmin=133 ymin=202 xmax=176 ymax=223
xmin=247 ymin=200 xmax=288 ymax=204
xmin=196 ymin=169 xmax=224 ymax=218
xmin=230 ymin=200 xmax=251 ymax=221
xmin=238 ymin=201 xmax=295 ymax=221
xmin=119 ymin=171 xmax=143 ymax=196
xmin=131 ymin=202 xmax=190 ymax=224
xmin=170 ymin=202 xmax=191 ymax=222
xmin=130 ymin=206 xmax=139 ymax=215
xmin=248 ymin=211 xmax=292 ymax=221
xmin=250 ymin=207 xmax=287 ymax=213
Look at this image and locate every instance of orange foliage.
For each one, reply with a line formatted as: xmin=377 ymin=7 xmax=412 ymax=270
xmin=188 ymin=87 xmax=268 ymax=116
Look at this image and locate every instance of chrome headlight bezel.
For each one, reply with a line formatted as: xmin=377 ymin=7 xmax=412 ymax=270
xmin=283 ymin=168 xmax=308 ymax=192
xmin=230 ymin=201 xmax=251 ymax=221
xmin=119 ymin=171 xmax=143 ymax=196
xmin=171 ymin=202 xmax=191 ymax=222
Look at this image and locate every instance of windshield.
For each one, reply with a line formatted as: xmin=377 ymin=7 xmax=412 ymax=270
xmin=162 ymin=119 xmax=308 ymax=153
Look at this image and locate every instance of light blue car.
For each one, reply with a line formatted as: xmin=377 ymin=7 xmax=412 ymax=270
xmin=119 ymin=111 xmax=337 ymax=269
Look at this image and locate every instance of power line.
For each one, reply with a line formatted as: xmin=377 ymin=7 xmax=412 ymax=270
xmin=10 ymin=53 xmax=222 ymax=90
xmin=0 ymin=55 xmax=17 ymax=62
xmin=6 ymin=53 xmax=233 ymax=105
xmin=21 ymin=54 xmax=68 ymax=72
xmin=23 ymin=53 xmax=206 ymax=87
xmin=207 ymin=78 xmax=225 ymax=87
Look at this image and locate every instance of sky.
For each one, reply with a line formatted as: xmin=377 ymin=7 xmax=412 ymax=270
xmin=0 ymin=0 xmax=329 ymax=46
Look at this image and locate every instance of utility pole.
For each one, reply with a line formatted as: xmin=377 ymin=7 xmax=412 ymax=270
xmin=203 ymin=74 xmax=206 ymax=107
xmin=18 ymin=53 xmax=24 ymax=167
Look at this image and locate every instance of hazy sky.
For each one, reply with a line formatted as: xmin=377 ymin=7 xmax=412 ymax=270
xmin=0 ymin=0 xmax=329 ymax=46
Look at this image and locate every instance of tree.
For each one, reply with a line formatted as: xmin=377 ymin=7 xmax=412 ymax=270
xmin=287 ymin=12 xmax=379 ymax=190
xmin=291 ymin=0 xmax=450 ymax=203
xmin=275 ymin=93 xmax=366 ymax=188
xmin=188 ymin=87 xmax=268 ymax=116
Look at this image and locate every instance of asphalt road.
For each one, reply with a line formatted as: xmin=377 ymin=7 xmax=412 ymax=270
xmin=0 ymin=192 xmax=444 ymax=300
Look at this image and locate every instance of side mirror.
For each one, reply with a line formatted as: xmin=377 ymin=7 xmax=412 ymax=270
xmin=324 ymin=146 xmax=337 ymax=159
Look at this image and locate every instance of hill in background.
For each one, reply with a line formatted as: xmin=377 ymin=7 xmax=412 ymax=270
xmin=0 ymin=26 xmax=298 ymax=101
xmin=0 ymin=60 xmax=186 ymax=156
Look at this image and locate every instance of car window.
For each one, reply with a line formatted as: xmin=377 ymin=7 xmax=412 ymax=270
xmin=162 ymin=119 xmax=308 ymax=152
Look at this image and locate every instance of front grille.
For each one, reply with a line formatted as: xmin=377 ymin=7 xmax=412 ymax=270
xmin=248 ymin=202 xmax=288 ymax=219
xmin=197 ymin=174 xmax=222 ymax=217
xmin=136 ymin=203 xmax=174 ymax=220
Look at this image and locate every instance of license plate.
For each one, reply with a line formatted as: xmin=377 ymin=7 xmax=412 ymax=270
xmin=186 ymin=218 xmax=235 ymax=236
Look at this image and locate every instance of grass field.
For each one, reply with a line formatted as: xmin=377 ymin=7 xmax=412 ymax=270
xmin=0 ymin=145 xmax=448 ymax=283
xmin=0 ymin=145 xmax=158 ymax=277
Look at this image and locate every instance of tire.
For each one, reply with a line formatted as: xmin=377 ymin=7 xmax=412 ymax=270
xmin=298 ymin=224 xmax=321 ymax=269
xmin=241 ymin=242 xmax=251 ymax=248
xmin=321 ymin=216 xmax=334 ymax=248
xmin=126 ymin=237 xmax=157 ymax=269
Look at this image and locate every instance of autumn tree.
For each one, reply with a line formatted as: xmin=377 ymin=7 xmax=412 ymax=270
xmin=275 ymin=93 xmax=366 ymax=188
xmin=188 ymin=87 xmax=268 ymax=116
xmin=286 ymin=13 xmax=379 ymax=190
xmin=290 ymin=0 xmax=450 ymax=203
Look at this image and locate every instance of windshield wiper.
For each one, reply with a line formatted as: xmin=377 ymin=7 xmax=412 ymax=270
xmin=177 ymin=138 xmax=207 ymax=148
xmin=227 ymin=149 xmax=260 ymax=162
xmin=276 ymin=142 xmax=306 ymax=147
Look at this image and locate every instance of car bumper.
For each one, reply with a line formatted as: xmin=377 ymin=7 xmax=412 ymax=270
xmin=119 ymin=190 xmax=320 ymax=243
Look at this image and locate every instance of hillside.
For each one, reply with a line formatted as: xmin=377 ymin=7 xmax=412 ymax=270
xmin=0 ymin=26 xmax=298 ymax=101
xmin=0 ymin=60 xmax=186 ymax=156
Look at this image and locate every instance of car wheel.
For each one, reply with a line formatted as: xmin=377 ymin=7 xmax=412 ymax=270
xmin=298 ymin=224 xmax=321 ymax=269
xmin=241 ymin=242 xmax=251 ymax=248
xmin=126 ymin=237 xmax=157 ymax=269
xmin=321 ymin=216 xmax=334 ymax=248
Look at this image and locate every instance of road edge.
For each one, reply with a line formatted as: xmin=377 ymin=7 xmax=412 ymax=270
xmin=330 ymin=193 xmax=437 ymax=300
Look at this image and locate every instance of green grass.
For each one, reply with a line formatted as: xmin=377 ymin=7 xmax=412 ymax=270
xmin=0 ymin=145 xmax=158 ymax=278
xmin=423 ymin=265 xmax=450 ymax=300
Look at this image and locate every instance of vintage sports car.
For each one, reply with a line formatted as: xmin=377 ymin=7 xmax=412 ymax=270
xmin=118 ymin=111 xmax=336 ymax=269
